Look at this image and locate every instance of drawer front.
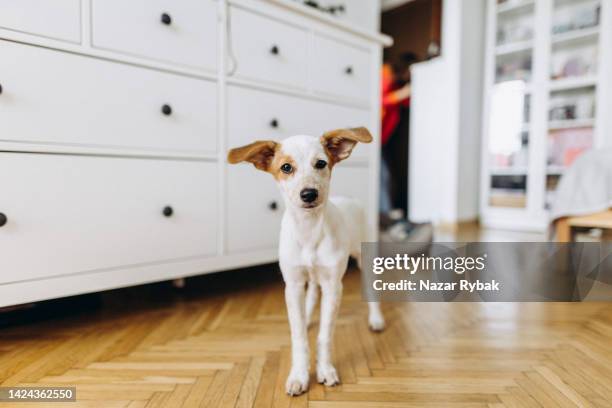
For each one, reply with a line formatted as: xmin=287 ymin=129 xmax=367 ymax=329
xmin=0 ymin=41 xmax=217 ymax=154
xmin=0 ymin=0 xmax=80 ymax=43
xmin=227 ymin=86 xmax=315 ymax=147
xmin=228 ymin=86 xmax=371 ymax=159
xmin=331 ymin=166 xmax=370 ymax=208
xmin=92 ymin=0 xmax=217 ymax=70
xmin=226 ymin=164 xmax=283 ymax=253
xmin=313 ymin=102 xmax=372 ymax=160
xmin=230 ymin=7 xmax=308 ymax=89
xmin=0 ymin=154 xmax=218 ymax=284
xmin=312 ymin=34 xmax=371 ymax=102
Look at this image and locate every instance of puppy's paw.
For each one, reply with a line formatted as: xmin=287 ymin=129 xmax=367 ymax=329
xmin=316 ymin=364 xmax=340 ymax=387
xmin=368 ymin=315 xmax=386 ymax=332
xmin=285 ymin=368 xmax=309 ymax=396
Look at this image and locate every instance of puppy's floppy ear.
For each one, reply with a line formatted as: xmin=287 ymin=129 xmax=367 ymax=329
xmin=227 ymin=140 xmax=278 ymax=171
xmin=321 ymin=127 xmax=373 ymax=164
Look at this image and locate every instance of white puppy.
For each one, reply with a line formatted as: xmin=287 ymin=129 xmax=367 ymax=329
xmin=228 ymin=127 xmax=385 ymax=396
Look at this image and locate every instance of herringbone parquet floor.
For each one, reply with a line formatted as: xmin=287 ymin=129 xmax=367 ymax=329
xmin=1 ymin=264 xmax=612 ymax=408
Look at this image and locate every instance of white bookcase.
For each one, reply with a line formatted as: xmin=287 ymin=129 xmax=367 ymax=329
xmin=480 ymin=0 xmax=612 ymax=231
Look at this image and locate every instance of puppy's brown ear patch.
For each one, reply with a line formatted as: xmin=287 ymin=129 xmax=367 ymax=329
xmin=321 ymin=127 xmax=373 ymax=165
xmin=227 ymin=140 xmax=278 ymax=171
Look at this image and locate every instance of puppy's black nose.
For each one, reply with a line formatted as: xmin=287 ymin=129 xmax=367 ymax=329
xmin=300 ymin=188 xmax=318 ymax=203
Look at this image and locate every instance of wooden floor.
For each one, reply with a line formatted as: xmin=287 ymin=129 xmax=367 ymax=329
xmin=2 ymin=249 xmax=612 ymax=406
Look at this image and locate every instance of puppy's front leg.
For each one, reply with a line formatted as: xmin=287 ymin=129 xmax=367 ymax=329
xmin=317 ymin=275 xmax=342 ymax=386
xmin=284 ymin=278 xmax=310 ymax=396
xmin=305 ymin=281 xmax=319 ymax=328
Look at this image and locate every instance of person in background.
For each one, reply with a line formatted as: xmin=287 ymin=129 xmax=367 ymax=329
xmin=380 ymin=53 xmax=418 ymax=240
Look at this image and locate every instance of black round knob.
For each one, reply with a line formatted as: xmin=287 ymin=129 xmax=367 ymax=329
xmin=0 ymin=83 xmax=3 ymax=95
xmin=163 ymin=206 xmax=173 ymax=217
xmin=269 ymin=201 xmax=278 ymax=211
xmin=161 ymin=13 xmax=172 ymax=25
xmin=270 ymin=118 xmax=279 ymax=128
xmin=345 ymin=66 xmax=353 ymax=75
xmin=0 ymin=213 xmax=7 ymax=227
xmin=161 ymin=104 xmax=172 ymax=116
xmin=270 ymin=45 xmax=280 ymax=55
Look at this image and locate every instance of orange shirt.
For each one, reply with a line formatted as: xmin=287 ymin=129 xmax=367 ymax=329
xmin=381 ymin=64 xmax=410 ymax=146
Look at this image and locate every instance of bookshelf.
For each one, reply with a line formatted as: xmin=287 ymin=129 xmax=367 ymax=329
xmin=480 ymin=0 xmax=612 ymax=230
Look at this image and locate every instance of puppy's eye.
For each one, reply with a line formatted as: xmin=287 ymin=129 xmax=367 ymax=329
xmin=314 ymin=160 xmax=327 ymax=169
xmin=280 ymin=163 xmax=293 ymax=174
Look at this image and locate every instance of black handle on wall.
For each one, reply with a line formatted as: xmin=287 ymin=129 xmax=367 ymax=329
xmin=270 ymin=45 xmax=280 ymax=55
xmin=345 ymin=66 xmax=354 ymax=75
xmin=161 ymin=13 xmax=172 ymax=25
xmin=268 ymin=201 xmax=278 ymax=211
xmin=0 ymin=213 xmax=7 ymax=227
xmin=0 ymin=83 xmax=3 ymax=94
xmin=161 ymin=104 xmax=173 ymax=116
xmin=270 ymin=118 xmax=279 ymax=128
xmin=163 ymin=206 xmax=174 ymax=217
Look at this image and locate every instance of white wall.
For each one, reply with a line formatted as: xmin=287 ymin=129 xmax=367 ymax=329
xmin=319 ymin=0 xmax=381 ymax=31
xmin=409 ymin=0 xmax=486 ymax=225
xmin=345 ymin=0 xmax=381 ymax=31
xmin=457 ymin=0 xmax=485 ymax=220
xmin=410 ymin=58 xmax=458 ymax=223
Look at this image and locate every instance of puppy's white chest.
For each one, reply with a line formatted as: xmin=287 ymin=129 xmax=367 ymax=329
xmin=300 ymin=246 xmax=317 ymax=269
xmin=278 ymin=204 xmax=353 ymax=280
xmin=290 ymin=236 xmax=344 ymax=268
xmin=294 ymin=241 xmax=343 ymax=283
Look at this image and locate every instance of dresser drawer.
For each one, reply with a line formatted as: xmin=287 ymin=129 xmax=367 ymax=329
xmin=311 ymin=34 xmax=371 ymax=102
xmin=0 ymin=0 xmax=80 ymax=43
xmin=313 ymin=102 xmax=372 ymax=160
xmin=0 ymin=154 xmax=218 ymax=284
xmin=230 ymin=7 xmax=308 ymax=89
xmin=91 ymin=0 xmax=217 ymax=71
xmin=0 ymin=41 xmax=216 ymax=154
xmin=228 ymin=86 xmax=371 ymax=159
xmin=227 ymin=86 xmax=315 ymax=147
xmin=331 ymin=166 xmax=370 ymax=208
xmin=226 ymin=164 xmax=283 ymax=253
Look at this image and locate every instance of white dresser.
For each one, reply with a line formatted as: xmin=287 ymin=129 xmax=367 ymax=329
xmin=0 ymin=0 xmax=390 ymax=307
